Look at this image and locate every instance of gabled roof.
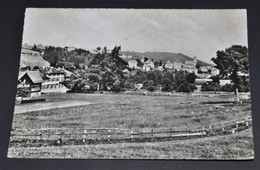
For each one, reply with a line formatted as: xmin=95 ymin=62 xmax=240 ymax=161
xmin=18 ymin=71 xmax=26 ymax=80
xmin=20 ymin=71 xmax=44 ymax=84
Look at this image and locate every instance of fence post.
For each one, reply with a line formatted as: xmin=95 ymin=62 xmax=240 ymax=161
xmin=236 ymin=88 xmax=240 ymax=103
xmin=246 ymin=117 xmax=249 ymax=127
xmin=151 ymin=129 xmax=154 ymax=141
xmin=209 ymin=125 xmax=212 ymax=134
xmin=108 ymin=130 xmax=111 ymax=142
xmin=39 ymin=133 xmax=42 ymax=140
xmin=83 ymin=129 xmax=87 ymax=143
xmin=202 ymin=126 xmax=205 ymax=135
xmin=130 ymin=129 xmax=134 ymax=141
xmin=57 ymin=131 xmax=63 ymax=144
xmin=222 ymin=123 xmax=225 ymax=132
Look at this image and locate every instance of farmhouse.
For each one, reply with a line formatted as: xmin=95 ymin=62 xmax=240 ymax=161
xmin=17 ymin=71 xmax=44 ymax=97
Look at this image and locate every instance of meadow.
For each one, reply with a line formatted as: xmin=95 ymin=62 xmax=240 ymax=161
xmin=8 ymin=92 xmax=254 ymax=159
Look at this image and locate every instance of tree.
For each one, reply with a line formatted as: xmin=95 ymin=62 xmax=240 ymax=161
xmin=143 ymin=80 xmax=156 ymax=92
xmin=186 ymin=73 xmax=197 ymax=84
xmin=211 ymin=45 xmax=249 ymax=92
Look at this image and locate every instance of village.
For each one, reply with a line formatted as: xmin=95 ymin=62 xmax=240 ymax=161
xmin=16 ymin=43 xmax=240 ymax=102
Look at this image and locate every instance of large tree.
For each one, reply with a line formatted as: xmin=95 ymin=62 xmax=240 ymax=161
xmin=211 ymin=45 xmax=249 ymax=91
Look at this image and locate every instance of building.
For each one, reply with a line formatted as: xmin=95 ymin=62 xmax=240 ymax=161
xmin=195 ymin=78 xmax=213 ymax=85
xmin=164 ymin=60 xmax=174 ymax=69
xmin=173 ymin=61 xmax=182 ymax=70
xmin=219 ymin=79 xmax=232 ymax=86
xmin=17 ymin=71 xmax=44 ymax=97
xmin=199 ymin=66 xmax=208 ymax=73
xmin=143 ymin=59 xmax=155 ymax=71
xmin=211 ymin=68 xmax=220 ymax=76
xmin=155 ymin=66 xmax=164 ymax=71
xmin=21 ymin=48 xmax=41 ymax=57
xmin=40 ymin=67 xmax=71 ymax=93
xmin=185 ymin=57 xmax=197 ymax=66
xmin=128 ymin=60 xmax=138 ymax=69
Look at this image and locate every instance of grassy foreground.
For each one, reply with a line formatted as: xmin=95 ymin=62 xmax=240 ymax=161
xmin=8 ymin=128 xmax=254 ymax=159
xmin=11 ymin=93 xmax=250 ymax=130
xmin=9 ymin=93 xmax=254 ymax=159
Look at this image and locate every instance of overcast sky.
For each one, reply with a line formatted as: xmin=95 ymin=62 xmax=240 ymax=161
xmin=22 ymin=8 xmax=248 ymax=63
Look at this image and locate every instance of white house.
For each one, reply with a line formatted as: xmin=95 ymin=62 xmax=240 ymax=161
xmin=173 ymin=61 xmax=182 ymax=70
xmin=128 ymin=60 xmax=138 ymax=69
xmin=219 ymin=79 xmax=232 ymax=86
xmin=165 ymin=60 xmax=174 ymax=69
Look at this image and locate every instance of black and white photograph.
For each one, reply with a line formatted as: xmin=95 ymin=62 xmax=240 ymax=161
xmin=7 ymin=8 xmax=254 ymax=159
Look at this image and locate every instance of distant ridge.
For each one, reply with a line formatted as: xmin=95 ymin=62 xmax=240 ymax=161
xmin=121 ymin=51 xmax=213 ymax=66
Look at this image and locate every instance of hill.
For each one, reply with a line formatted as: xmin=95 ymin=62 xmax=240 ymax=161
xmin=20 ymin=55 xmax=50 ymax=68
xmin=121 ymin=51 xmax=213 ymax=66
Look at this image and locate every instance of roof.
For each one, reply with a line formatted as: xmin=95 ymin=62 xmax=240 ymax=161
xmin=18 ymin=71 xmax=26 ymax=80
xmin=20 ymin=71 xmax=44 ymax=84
xmin=62 ymin=69 xmax=73 ymax=77
xmin=21 ymin=48 xmax=40 ymax=55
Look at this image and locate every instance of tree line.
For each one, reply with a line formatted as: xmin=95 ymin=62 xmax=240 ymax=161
xmin=35 ymin=44 xmax=249 ymax=93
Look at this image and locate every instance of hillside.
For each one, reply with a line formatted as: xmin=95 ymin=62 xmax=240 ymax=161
xmin=121 ymin=51 xmax=213 ymax=66
xmin=20 ymin=55 xmax=50 ymax=68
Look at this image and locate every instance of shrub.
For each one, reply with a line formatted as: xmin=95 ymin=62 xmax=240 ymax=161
xmin=201 ymin=82 xmax=221 ymax=91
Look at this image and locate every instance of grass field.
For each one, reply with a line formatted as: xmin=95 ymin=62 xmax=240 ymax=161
xmin=8 ymin=93 xmax=254 ymax=159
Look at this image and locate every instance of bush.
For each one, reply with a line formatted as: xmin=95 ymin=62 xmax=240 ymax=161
xmin=176 ymin=81 xmax=197 ymax=92
xmin=201 ymin=82 xmax=221 ymax=91
xmin=221 ymin=84 xmax=235 ymax=92
xmin=16 ymin=87 xmax=30 ymax=97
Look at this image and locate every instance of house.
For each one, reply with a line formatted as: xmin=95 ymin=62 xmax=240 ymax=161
xmin=186 ymin=68 xmax=198 ymax=75
xmin=155 ymin=66 xmax=164 ymax=71
xmin=21 ymin=48 xmax=41 ymax=57
xmin=199 ymin=66 xmax=208 ymax=73
xmin=67 ymin=47 xmax=76 ymax=52
xmin=219 ymin=79 xmax=232 ymax=86
xmin=135 ymin=83 xmax=143 ymax=90
xmin=195 ymin=78 xmax=213 ymax=85
xmin=40 ymin=67 xmax=70 ymax=93
xmin=173 ymin=61 xmax=182 ymax=70
xmin=185 ymin=57 xmax=197 ymax=66
xmin=143 ymin=59 xmax=155 ymax=71
xmin=17 ymin=71 xmax=44 ymax=97
xmin=211 ymin=68 xmax=220 ymax=76
xmin=164 ymin=60 xmax=174 ymax=69
xmin=128 ymin=60 xmax=138 ymax=69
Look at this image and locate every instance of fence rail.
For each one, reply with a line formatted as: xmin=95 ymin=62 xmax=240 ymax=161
xmin=10 ymin=116 xmax=252 ymax=147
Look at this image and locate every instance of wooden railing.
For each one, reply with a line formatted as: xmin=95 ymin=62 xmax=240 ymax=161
xmin=9 ymin=116 xmax=252 ymax=147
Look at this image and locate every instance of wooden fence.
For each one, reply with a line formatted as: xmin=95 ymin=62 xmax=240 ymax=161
xmin=9 ymin=116 xmax=252 ymax=147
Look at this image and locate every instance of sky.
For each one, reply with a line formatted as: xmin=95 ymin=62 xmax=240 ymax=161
xmin=22 ymin=8 xmax=248 ymax=63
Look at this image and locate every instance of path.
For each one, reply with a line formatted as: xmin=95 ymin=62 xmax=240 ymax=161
xmin=14 ymin=100 xmax=92 ymax=114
